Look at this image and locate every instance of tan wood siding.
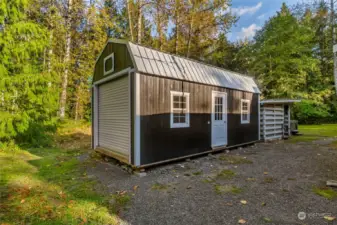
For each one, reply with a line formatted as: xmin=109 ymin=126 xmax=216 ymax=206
xmin=98 ymin=75 xmax=130 ymax=157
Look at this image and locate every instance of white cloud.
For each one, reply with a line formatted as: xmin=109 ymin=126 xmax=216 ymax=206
xmin=231 ymin=2 xmax=262 ymax=16
xmin=239 ymin=24 xmax=261 ymax=39
xmin=257 ymin=14 xmax=265 ymax=20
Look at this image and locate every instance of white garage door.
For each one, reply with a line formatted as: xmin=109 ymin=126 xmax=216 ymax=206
xmin=98 ymin=75 xmax=130 ymax=158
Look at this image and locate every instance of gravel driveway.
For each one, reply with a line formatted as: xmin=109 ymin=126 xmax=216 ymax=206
xmin=86 ymin=139 xmax=337 ymax=225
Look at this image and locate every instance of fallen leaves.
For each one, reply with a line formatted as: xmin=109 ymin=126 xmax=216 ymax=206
xmin=324 ymin=215 xmax=336 ymax=221
xmin=238 ymin=219 xmax=247 ymax=224
xmin=20 ymin=199 xmax=25 ymax=204
xmin=240 ymin=200 xmax=247 ymax=205
xmin=133 ymin=185 xmax=139 ymax=191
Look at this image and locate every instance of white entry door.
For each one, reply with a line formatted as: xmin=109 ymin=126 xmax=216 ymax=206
xmin=211 ymin=91 xmax=227 ymax=147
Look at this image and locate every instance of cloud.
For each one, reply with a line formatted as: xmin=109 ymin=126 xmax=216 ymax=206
xmin=239 ymin=24 xmax=261 ymax=39
xmin=257 ymin=14 xmax=265 ymax=20
xmin=231 ymin=2 xmax=262 ymax=16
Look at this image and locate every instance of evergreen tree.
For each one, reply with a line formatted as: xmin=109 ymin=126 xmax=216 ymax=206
xmin=251 ymin=3 xmax=319 ymax=98
xmin=0 ymin=0 xmax=58 ymax=146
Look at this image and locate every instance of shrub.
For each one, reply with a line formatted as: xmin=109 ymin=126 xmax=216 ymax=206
xmin=293 ymin=100 xmax=330 ymax=124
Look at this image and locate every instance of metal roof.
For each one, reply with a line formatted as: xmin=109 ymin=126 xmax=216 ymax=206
xmin=127 ymin=42 xmax=260 ymax=93
xmin=261 ymin=99 xmax=301 ymax=104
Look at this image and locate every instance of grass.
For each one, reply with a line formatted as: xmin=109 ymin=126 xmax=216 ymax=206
xmin=151 ymin=182 xmax=169 ymax=190
xmin=263 ymin=177 xmax=275 ymax=183
xmin=216 ymin=169 xmax=236 ymax=179
xmin=290 ymin=124 xmax=337 ymax=143
xmin=313 ymin=187 xmax=337 ymax=200
xmin=0 ymin=121 xmax=127 ymax=225
xmin=192 ymin=171 xmax=203 ymax=176
xmin=214 ymin=185 xmax=243 ymax=195
xmin=218 ymin=155 xmax=253 ymax=164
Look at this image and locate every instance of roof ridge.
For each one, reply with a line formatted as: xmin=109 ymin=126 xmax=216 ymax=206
xmin=127 ymin=40 xmax=255 ymax=80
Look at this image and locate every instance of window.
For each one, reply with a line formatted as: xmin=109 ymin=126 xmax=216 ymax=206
xmin=214 ymin=97 xmax=223 ymax=120
xmin=170 ymin=91 xmax=190 ymax=128
xmin=241 ymin=99 xmax=250 ymax=124
xmin=104 ymin=53 xmax=114 ymax=75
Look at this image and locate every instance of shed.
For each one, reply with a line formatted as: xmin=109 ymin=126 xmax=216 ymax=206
xmin=92 ymin=39 xmax=261 ymax=167
xmin=260 ymin=99 xmax=301 ymax=141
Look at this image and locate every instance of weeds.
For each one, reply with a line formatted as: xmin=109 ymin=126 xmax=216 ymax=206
xmin=214 ymin=185 xmax=242 ymax=194
xmin=216 ymin=169 xmax=236 ymax=179
xmin=151 ymin=182 xmax=169 ymax=190
xmin=313 ymin=187 xmax=337 ymax=200
xmin=219 ymin=155 xmax=252 ymax=164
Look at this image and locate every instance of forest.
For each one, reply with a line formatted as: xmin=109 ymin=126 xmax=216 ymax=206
xmin=0 ymin=0 xmax=336 ymax=147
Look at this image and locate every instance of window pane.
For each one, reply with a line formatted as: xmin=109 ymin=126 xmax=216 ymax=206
xmin=173 ymin=102 xmax=180 ymax=108
xmin=180 ymin=115 xmax=186 ymax=123
xmin=173 ymin=116 xmax=180 ymax=123
xmin=173 ymin=96 xmax=180 ymax=102
xmin=242 ymin=113 xmax=248 ymax=121
xmin=105 ymin=57 xmax=113 ymax=72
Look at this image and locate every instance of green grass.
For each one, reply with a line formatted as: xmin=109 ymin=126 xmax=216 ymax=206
xmin=192 ymin=171 xmax=203 ymax=176
xmin=214 ymin=185 xmax=242 ymax=194
xmin=289 ymin=124 xmax=337 ymax=143
xmin=298 ymin=124 xmax=337 ymax=137
xmin=151 ymin=182 xmax=169 ymax=190
xmin=218 ymin=155 xmax=253 ymax=164
xmin=263 ymin=177 xmax=275 ymax=183
xmin=216 ymin=169 xmax=236 ymax=179
xmin=313 ymin=187 xmax=337 ymax=200
xmin=0 ymin=121 xmax=127 ymax=225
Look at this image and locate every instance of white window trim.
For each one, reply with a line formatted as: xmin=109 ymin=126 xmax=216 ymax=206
xmin=241 ymin=99 xmax=250 ymax=124
xmin=104 ymin=53 xmax=114 ymax=76
xmin=170 ymin=91 xmax=190 ymax=128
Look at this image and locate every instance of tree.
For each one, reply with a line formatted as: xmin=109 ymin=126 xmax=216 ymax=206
xmin=0 ymin=0 xmax=59 ymax=146
xmin=251 ymin=3 xmax=319 ymax=98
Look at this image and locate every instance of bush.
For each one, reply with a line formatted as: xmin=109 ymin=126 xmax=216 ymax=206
xmin=293 ymin=100 xmax=330 ymax=124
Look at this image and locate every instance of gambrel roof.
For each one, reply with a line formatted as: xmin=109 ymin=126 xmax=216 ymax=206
xmin=99 ymin=39 xmax=261 ymax=93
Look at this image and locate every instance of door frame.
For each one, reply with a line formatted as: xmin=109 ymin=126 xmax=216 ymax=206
xmin=211 ymin=91 xmax=228 ymax=148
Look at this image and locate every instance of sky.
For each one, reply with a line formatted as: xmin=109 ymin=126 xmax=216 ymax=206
xmin=227 ymin=0 xmax=303 ymax=42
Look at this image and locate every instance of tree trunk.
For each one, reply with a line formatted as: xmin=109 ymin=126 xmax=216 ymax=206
xmin=156 ymin=2 xmax=162 ymax=50
xmin=47 ymin=31 xmax=53 ymax=73
xmin=137 ymin=0 xmax=143 ymax=44
xmin=331 ymin=0 xmax=337 ymax=94
xmin=174 ymin=0 xmax=180 ymax=54
xmin=127 ymin=0 xmax=135 ymax=42
xmin=59 ymin=0 xmax=72 ymax=119
xmin=186 ymin=14 xmax=194 ymax=57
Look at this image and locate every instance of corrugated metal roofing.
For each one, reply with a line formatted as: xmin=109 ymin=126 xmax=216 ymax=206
xmin=261 ymin=99 xmax=301 ymax=104
xmin=127 ymin=41 xmax=260 ymax=93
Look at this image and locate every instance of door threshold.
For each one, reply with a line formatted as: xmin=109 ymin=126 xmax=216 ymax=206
xmin=212 ymin=145 xmax=227 ymax=150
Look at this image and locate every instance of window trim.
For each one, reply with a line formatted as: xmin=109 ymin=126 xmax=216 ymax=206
xmin=241 ymin=99 xmax=250 ymax=124
xmin=170 ymin=91 xmax=190 ymax=128
xmin=104 ymin=53 xmax=114 ymax=76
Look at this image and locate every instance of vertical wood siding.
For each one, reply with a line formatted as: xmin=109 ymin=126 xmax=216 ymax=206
xmin=139 ymin=73 xmax=259 ymax=165
xmin=93 ymin=43 xmax=133 ymax=83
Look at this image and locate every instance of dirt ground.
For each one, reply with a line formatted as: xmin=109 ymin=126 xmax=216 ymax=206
xmin=84 ymin=139 xmax=337 ymax=225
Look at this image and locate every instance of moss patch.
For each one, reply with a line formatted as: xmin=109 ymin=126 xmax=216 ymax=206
xmin=219 ymin=155 xmax=252 ymax=164
xmin=214 ymin=185 xmax=242 ymax=194
xmin=313 ymin=187 xmax=337 ymax=200
xmin=216 ymin=169 xmax=236 ymax=179
xmin=151 ymin=182 xmax=170 ymax=190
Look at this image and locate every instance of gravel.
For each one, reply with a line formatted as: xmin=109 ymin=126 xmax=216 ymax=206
xmin=86 ymin=139 xmax=337 ymax=225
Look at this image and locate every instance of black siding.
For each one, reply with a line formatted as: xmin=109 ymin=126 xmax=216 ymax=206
xmin=139 ymin=74 xmax=259 ymax=165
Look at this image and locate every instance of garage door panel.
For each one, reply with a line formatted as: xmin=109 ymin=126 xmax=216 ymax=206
xmin=97 ymin=76 xmax=130 ymax=158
